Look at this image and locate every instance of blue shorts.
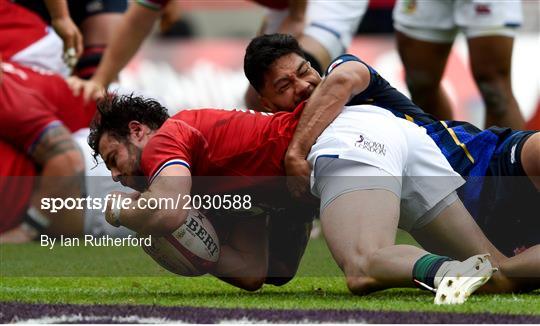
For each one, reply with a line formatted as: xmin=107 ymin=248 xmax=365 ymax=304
xmin=14 ymin=0 xmax=128 ymax=26
xmin=477 ymin=130 xmax=539 ymax=256
xmin=68 ymin=0 xmax=128 ymax=26
xmin=490 ymin=130 xmax=536 ymax=177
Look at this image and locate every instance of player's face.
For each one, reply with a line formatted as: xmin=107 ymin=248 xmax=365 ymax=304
xmin=259 ymin=53 xmax=322 ymax=112
xmin=99 ymin=133 xmax=147 ymax=191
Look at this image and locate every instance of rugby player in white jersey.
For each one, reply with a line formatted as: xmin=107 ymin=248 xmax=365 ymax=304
xmin=393 ymin=0 xmax=525 ymax=129
xmin=243 ymin=33 xmax=540 ymax=297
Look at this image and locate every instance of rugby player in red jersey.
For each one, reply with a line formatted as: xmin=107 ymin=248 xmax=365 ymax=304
xmin=90 ymin=93 xmax=540 ymax=303
xmin=0 ymin=0 xmax=78 ymax=75
xmin=0 ymin=141 xmax=36 ymax=236
xmin=11 ymin=0 xmax=129 ymax=79
xmin=66 ymin=0 xmax=309 ymax=102
xmin=0 ymin=128 xmax=136 ymax=243
xmin=0 ymin=60 xmax=97 ymax=240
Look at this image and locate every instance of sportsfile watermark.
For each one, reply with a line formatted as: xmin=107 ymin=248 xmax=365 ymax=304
xmin=1 ymin=175 xmax=538 ymax=278
xmin=40 ymin=193 xmax=253 ymax=213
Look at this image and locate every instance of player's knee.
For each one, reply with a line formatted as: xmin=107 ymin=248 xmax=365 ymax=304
xmin=342 ymin=253 xmax=378 ymax=295
xmin=471 ymin=66 xmax=514 ymax=114
xmin=475 ymin=79 xmax=510 ymax=117
xmin=237 ymin=277 xmax=265 ymax=292
xmin=405 ymin=71 xmax=440 ymax=96
xmin=345 ymin=275 xmax=377 ymax=295
xmin=471 ymin=63 xmax=511 ymax=86
xmin=266 ymin=261 xmax=299 ymax=286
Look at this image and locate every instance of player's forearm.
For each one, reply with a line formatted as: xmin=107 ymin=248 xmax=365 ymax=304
xmin=117 ymin=194 xmax=187 ymax=235
xmin=117 ymin=165 xmax=193 ymax=235
xmin=91 ymin=5 xmax=161 ymax=88
xmin=287 ymin=74 xmax=354 ymax=157
xmin=288 ymin=62 xmax=370 ymax=157
xmin=44 ymin=0 xmax=70 ymax=19
xmin=287 ymin=0 xmax=307 ymax=21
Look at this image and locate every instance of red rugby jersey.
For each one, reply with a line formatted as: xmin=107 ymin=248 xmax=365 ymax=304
xmin=1 ymin=62 xmax=96 ymax=152
xmin=141 ymin=105 xmax=304 ymax=193
xmin=0 ymin=0 xmax=48 ymax=60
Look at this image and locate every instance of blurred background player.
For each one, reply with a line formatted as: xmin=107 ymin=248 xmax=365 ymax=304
xmin=244 ymin=0 xmax=369 ymax=110
xmin=259 ymin=0 xmax=368 ymax=78
xmin=12 ymin=0 xmax=128 ymax=79
xmin=66 ymin=0 xmax=312 ymax=102
xmin=0 ymin=60 xmax=95 ymax=240
xmin=393 ymin=0 xmax=525 ymax=129
xmin=0 ymin=0 xmax=78 ymax=76
xmin=0 ymin=50 xmax=140 ymax=241
xmin=0 ymin=129 xmax=134 ymax=243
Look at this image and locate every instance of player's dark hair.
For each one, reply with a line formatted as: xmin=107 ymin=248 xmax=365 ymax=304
xmin=244 ymin=33 xmax=305 ymax=92
xmin=88 ymin=94 xmax=169 ymax=160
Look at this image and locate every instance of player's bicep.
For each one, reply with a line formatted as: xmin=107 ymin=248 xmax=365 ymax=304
xmin=148 ymin=163 xmax=192 ymax=209
xmin=326 ymin=60 xmax=371 ymax=98
xmin=144 ymin=164 xmax=192 ymax=232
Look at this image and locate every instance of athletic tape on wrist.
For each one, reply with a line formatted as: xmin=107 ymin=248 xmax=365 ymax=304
xmin=110 ymin=205 xmax=122 ymax=227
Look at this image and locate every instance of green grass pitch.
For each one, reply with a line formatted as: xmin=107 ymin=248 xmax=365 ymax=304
xmin=1 ymin=231 xmax=538 ymax=315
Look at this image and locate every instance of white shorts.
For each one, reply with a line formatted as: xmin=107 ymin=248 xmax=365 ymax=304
xmin=393 ymin=0 xmax=522 ymax=43
xmin=264 ymin=0 xmax=368 ymax=60
xmin=307 ymin=105 xmax=465 ymax=231
xmin=73 ymin=129 xmax=135 ymax=238
xmin=10 ymin=27 xmax=70 ymax=77
xmin=314 ymin=158 xmax=460 ymax=231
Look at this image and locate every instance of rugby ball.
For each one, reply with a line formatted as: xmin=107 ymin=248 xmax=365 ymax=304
xmin=142 ymin=209 xmax=220 ymax=276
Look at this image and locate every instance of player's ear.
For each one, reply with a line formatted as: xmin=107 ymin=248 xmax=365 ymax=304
xmin=127 ymin=121 xmax=144 ymax=140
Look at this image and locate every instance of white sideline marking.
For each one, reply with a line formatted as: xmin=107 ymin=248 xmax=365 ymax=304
xmin=12 ymin=315 xmax=367 ymax=324
xmin=13 ymin=314 xmax=184 ymax=324
xmin=219 ymin=318 xmax=367 ymax=324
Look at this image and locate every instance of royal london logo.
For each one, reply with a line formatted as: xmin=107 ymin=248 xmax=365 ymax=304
xmin=354 ymin=134 xmax=386 ymax=156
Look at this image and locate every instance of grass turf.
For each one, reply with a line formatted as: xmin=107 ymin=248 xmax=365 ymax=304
xmin=1 ymin=231 xmax=538 ymax=315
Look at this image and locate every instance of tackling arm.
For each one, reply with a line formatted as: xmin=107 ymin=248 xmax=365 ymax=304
xmin=287 ymin=61 xmax=371 ymax=158
xmin=284 ymin=61 xmax=371 ymax=197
